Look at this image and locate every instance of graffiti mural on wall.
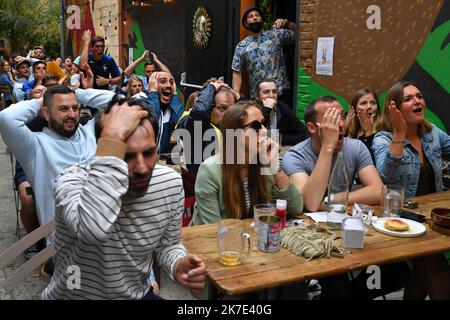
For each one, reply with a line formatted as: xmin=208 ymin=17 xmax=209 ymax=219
xmin=298 ymin=0 xmax=449 ymax=132
xmin=64 ymin=0 xmax=96 ymax=59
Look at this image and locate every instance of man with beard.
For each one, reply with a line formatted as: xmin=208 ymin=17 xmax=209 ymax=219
xmin=282 ymin=96 xmax=383 ymax=212
xmin=147 ymin=71 xmax=184 ymax=153
xmin=0 ymin=85 xmax=115 ymax=228
xmin=12 ymin=57 xmax=31 ymax=102
xmin=42 ymin=97 xmax=206 ymax=300
xmin=231 ymin=7 xmax=296 ymax=105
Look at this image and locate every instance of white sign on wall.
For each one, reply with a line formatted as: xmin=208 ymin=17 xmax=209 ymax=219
xmin=316 ymin=37 xmax=335 ymax=76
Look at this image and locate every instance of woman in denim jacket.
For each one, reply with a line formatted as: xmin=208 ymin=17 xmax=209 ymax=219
xmin=373 ymin=81 xmax=450 ymax=197
xmin=372 ymin=80 xmax=450 ymax=299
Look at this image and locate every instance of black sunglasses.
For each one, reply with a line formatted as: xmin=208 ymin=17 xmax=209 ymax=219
xmin=241 ymin=120 xmax=265 ymax=131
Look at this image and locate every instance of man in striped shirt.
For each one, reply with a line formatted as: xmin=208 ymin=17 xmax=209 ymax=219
xmin=42 ymin=96 xmax=206 ymax=299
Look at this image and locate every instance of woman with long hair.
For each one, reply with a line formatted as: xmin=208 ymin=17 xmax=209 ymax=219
xmin=346 ymin=88 xmax=382 ymax=160
xmin=373 ymin=80 xmax=449 ymax=197
xmin=191 ymin=100 xmax=303 ymax=225
xmin=0 ymin=59 xmax=16 ymax=108
xmin=372 ymin=80 xmax=450 ymax=299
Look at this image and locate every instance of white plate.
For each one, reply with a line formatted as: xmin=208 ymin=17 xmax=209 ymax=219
xmin=371 ymin=217 xmax=426 ymax=238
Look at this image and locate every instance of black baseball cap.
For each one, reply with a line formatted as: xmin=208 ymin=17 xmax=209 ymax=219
xmin=242 ymin=6 xmax=263 ymax=29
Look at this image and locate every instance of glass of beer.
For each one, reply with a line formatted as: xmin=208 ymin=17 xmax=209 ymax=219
xmin=217 ymin=219 xmax=251 ymax=266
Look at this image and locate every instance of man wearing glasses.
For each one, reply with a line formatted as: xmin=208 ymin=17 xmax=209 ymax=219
xmin=80 ymin=30 xmax=121 ymax=90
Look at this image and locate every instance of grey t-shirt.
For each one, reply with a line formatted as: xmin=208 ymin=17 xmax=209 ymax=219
xmin=282 ymin=137 xmax=373 ymax=191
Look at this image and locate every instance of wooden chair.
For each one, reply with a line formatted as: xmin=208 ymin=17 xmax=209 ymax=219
xmin=0 ymin=220 xmax=54 ymax=299
xmin=0 ymin=83 xmax=15 ymax=110
xmin=6 ymin=148 xmax=22 ymax=237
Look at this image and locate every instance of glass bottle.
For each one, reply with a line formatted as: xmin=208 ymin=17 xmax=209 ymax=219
xmin=326 ymin=151 xmax=349 ymax=228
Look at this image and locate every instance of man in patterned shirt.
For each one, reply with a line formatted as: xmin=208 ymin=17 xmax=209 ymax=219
xmin=231 ymin=6 xmax=296 ymax=105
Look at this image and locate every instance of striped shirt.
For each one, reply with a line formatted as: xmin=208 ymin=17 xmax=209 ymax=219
xmin=42 ymin=157 xmax=187 ymax=300
xmin=242 ymin=178 xmax=251 ymax=217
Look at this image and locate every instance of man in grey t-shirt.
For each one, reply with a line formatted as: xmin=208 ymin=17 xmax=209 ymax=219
xmin=282 ymin=96 xmax=383 ymax=212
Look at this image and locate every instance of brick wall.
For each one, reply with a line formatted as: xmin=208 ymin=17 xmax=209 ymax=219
xmin=297 ymin=0 xmax=317 ymax=119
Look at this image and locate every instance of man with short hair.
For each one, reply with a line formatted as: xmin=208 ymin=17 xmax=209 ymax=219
xmin=0 ymin=85 xmax=115 ymax=227
xmin=177 ymin=79 xmax=238 ymax=175
xmin=12 ymin=57 xmax=31 ymax=102
xmin=42 ymin=97 xmax=207 ymax=300
xmin=147 ymin=71 xmax=184 ymax=153
xmin=80 ymin=30 xmax=122 ymax=90
xmin=232 ymin=6 xmax=295 ymax=105
xmin=255 ymin=79 xmax=308 ymax=146
xmin=282 ymin=96 xmax=383 ymax=212
xmin=22 ymin=60 xmax=47 ymax=96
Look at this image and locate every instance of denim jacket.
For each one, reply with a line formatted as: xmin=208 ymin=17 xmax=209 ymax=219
xmin=372 ymin=125 xmax=450 ymax=197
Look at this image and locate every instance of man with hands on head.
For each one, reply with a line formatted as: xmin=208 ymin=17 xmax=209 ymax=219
xmin=42 ymin=96 xmax=206 ymax=299
xmin=147 ymin=71 xmax=184 ymax=153
xmin=282 ymin=96 xmax=383 ymax=212
xmin=177 ymin=78 xmax=239 ymax=176
xmin=123 ymin=50 xmax=171 ymax=91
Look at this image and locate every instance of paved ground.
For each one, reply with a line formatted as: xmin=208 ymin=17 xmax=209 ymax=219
xmin=0 ymin=137 xmax=405 ymax=300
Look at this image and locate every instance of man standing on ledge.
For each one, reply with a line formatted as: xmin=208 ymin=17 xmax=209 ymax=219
xmin=231 ymin=6 xmax=296 ymax=105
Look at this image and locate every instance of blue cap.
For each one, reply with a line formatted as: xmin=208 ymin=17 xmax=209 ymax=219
xmin=242 ymin=6 xmax=263 ymax=29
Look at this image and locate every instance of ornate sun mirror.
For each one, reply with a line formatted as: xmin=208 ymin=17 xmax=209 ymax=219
xmin=192 ymin=6 xmax=211 ymax=49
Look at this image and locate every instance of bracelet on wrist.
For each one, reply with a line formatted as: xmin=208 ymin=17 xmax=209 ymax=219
xmin=392 ymin=140 xmax=404 ymax=144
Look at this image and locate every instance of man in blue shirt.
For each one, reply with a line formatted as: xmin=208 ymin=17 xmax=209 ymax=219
xmin=80 ymin=30 xmax=122 ymax=90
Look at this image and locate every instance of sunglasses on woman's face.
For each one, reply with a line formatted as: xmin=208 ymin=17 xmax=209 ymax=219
xmin=241 ymin=120 xmax=265 ymax=131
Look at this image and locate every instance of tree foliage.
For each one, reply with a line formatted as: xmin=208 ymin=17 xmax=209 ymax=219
xmin=0 ymin=0 xmax=61 ymax=57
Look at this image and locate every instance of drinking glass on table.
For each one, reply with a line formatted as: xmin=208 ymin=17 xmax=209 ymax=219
xmin=381 ymin=185 xmax=404 ymax=218
xmin=253 ymin=204 xmax=276 ymax=231
xmin=352 ymin=203 xmax=373 ymax=231
xmin=217 ymin=219 xmax=251 ymax=266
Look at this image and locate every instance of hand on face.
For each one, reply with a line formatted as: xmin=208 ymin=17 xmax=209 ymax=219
xmin=35 ymin=69 xmax=45 ymax=81
xmin=259 ymin=135 xmax=281 ymax=173
xmin=357 ymin=109 xmax=375 ymax=135
xmin=388 ymin=101 xmax=407 ymax=140
xmin=262 ymin=97 xmax=277 ymax=109
xmin=342 ymin=106 xmax=356 ymax=135
xmin=148 ymin=72 xmax=158 ymax=92
xmin=316 ymin=107 xmax=342 ymax=152
xmin=100 ymin=102 xmax=149 ymax=142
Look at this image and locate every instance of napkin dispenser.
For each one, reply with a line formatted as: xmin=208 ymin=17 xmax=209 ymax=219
xmin=342 ymin=217 xmax=364 ymax=249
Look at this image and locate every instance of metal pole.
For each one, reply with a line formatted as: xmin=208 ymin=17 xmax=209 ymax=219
xmin=60 ymin=0 xmax=65 ymax=58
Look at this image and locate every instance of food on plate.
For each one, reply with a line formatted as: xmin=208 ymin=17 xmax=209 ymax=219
xmin=384 ymin=219 xmax=410 ymax=232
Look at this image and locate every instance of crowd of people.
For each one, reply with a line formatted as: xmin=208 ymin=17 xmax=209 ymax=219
xmin=0 ymin=6 xmax=449 ymax=300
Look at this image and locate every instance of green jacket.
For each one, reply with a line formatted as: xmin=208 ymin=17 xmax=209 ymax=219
xmin=191 ymin=154 xmax=304 ymax=225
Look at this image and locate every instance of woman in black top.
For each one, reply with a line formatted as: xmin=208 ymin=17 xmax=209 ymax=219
xmin=346 ymin=88 xmax=381 ymax=161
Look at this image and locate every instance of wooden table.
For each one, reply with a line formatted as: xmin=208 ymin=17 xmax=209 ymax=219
xmin=181 ymin=191 xmax=450 ymax=298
